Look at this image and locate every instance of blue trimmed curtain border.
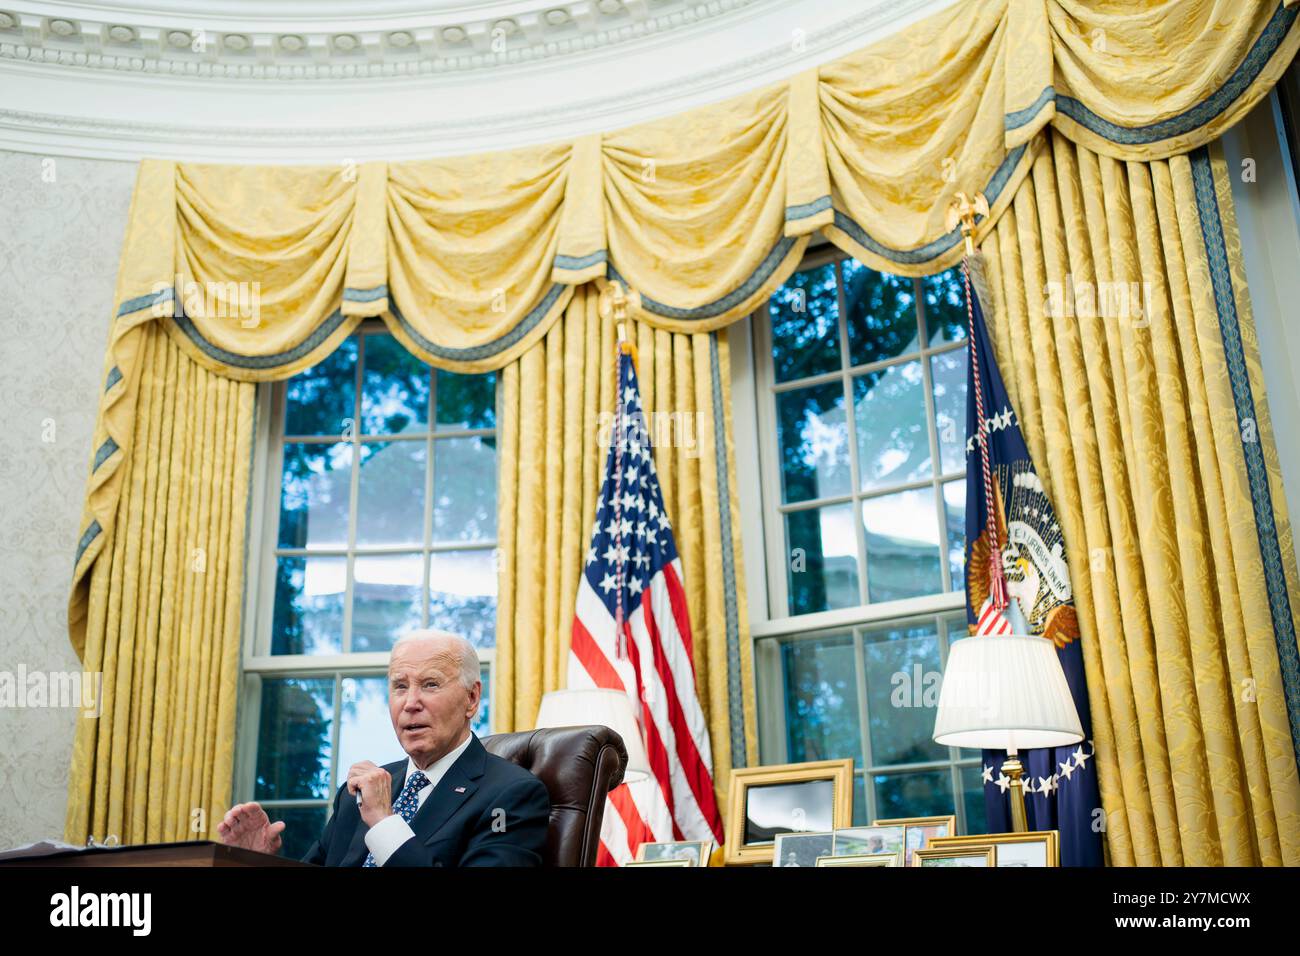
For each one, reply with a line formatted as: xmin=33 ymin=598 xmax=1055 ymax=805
xmin=1191 ymin=145 xmax=1300 ymax=774
xmin=1005 ymin=3 xmax=1297 ymax=146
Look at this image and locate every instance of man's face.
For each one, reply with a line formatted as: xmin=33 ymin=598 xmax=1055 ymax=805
xmin=388 ymin=638 xmax=480 ymax=768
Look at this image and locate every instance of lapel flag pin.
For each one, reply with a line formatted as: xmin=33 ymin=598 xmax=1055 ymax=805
xmin=454 ymin=786 xmax=466 ymax=793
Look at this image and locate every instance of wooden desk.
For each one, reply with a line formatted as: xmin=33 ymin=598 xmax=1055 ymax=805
xmin=0 ymin=840 xmax=312 ymax=867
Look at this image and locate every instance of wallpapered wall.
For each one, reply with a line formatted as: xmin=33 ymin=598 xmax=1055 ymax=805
xmin=0 ymin=149 xmax=137 ymax=847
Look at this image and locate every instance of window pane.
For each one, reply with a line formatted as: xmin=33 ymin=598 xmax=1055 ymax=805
xmin=842 ymin=259 xmax=919 ymax=367
xmin=873 ymin=768 xmax=955 ymax=820
xmin=853 ymin=773 xmax=868 ymax=826
xmin=776 ymin=381 xmax=850 ymax=504
xmin=278 ymin=443 xmax=353 ymax=549
xmin=265 ymin=805 xmax=329 ymax=862
xmin=285 ymin=337 xmax=356 ymax=436
xmin=923 ymin=268 xmax=968 ymax=345
xmin=473 ymin=666 xmax=491 ymax=737
xmin=960 ymin=763 xmax=990 ymax=835
xmin=436 ymin=370 xmax=496 ymax=431
xmin=272 ymin=555 xmax=345 ymax=655
xmin=780 ymin=633 xmax=862 ymax=764
xmin=429 ymin=549 xmax=497 ymax=649
xmin=356 ymin=440 xmax=427 ymax=547
xmin=861 ymin=489 xmax=942 ymax=602
xmin=433 ymin=437 xmax=498 ymax=542
xmin=930 ymin=349 xmax=967 ymax=475
xmin=785 ymin=504 xmax=859 ymax=615
xmin=769 ymin=263 xmax=841 ymax=384
xmin=853 ymin=361 xmax=931 ymax=491
xmin=337 ymin=676 xmax=406 ymax=787
xmin=362 ymin=333 xmax=429 ymax=435
xmin=255 ymin=677 xmax=334 ymax=800
xmin=943 ymin=479 xmax=966 ymax=590
xmin=352 ymin=553 xmax=423 ymax=652
xmin=862 ymin=621 xmax=946 ymax=765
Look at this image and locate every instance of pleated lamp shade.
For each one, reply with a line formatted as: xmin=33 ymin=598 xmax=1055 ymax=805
xmin=535 ymin=688 xmax=650 ymax=784
xmin=932 ymin=634 xmax=1084 ymax=751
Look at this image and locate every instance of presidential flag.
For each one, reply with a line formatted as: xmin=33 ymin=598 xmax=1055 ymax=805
xmin=567 ymin=346 xmax=726 ymax=865
xmin=962 ymin=256 xmax=1104 ymax=867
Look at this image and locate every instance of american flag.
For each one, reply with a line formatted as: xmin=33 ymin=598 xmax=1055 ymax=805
xmin=567 ymin=346 xmax=726 ymax=865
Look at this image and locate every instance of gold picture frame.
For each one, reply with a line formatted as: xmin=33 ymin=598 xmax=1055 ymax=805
xmin=624 ymin=859 xmax=693 ymax=867
xmin=912 ymin=845 xmax=996 ymax=867
xmin=724 ymin=759 xmax=855 ymax=866
xmin=772 ymin=830 xmax=835 ymax=868
xmin=873 ymin=815 xmax=957 ymax=866
xmin=928 ymin=830 xmax=1059 ymax=867
xmin=634 ymin=839 xmax=715 ymax=868
xmin=815 ymin=852 xmax=902 ymax=867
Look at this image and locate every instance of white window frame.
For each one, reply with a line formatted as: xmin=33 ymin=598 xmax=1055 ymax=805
xmin=233 ymin=320 xmax=497 ymax=809
xmin=731 ymin=240 xmax=980 ymax=830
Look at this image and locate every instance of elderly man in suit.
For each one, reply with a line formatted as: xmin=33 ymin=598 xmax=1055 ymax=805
xmin=218 ymin=630 xmax=550 ymax=866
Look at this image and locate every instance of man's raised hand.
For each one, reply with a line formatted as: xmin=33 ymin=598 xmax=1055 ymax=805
xmin=216 ymin=801 xmax=286 ymax=855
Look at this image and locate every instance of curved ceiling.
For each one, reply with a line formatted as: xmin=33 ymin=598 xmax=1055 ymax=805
xmin=0 ymin=0 xmax=956 ymax=161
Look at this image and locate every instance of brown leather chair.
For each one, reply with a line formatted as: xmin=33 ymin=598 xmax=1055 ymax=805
xmin=482 ymin=725 xmax=627 ymax=867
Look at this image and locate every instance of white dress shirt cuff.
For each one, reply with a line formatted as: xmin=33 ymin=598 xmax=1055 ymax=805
xmin=364 ymin=813 xmax=416 ymax=866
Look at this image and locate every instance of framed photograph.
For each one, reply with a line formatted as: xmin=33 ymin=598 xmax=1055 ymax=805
xmin=635 ymin=840 xmax=714 ymax=868
xmin=724 ymin=759 xmax=855 ymax=865
xmin=928 ymin=830 xmax=1059 ymax=867
xmin=873 ymin=815 xmax=957 ymax=866
xmin=815 ymin=852 xmax=902 ymax=867
xmin=912 ymin=845 xmax=996 ymax=867
xmin=624 ymin=859 xmax=693 ymax=867
xmin=830 ymin=826 xmax=904 ymax=859
xmin=772 ymin=831 xmax=834 ymax=867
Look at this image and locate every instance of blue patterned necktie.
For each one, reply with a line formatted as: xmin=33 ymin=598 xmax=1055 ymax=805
xmin=362 ymin=770 xmax=429 ymax=868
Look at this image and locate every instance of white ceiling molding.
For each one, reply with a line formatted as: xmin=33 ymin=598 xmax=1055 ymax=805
xmin=0 ymin=0 xmax=774 ymax=81
xmin=0 ymin=0 xmax=958 ymax=163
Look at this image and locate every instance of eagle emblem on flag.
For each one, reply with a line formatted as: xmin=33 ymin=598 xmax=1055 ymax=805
xmin=966 ymin=461 xmax=1079 ymax=647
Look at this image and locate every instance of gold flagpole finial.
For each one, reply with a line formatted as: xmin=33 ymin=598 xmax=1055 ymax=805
xmin=608 ymin=280 xmax=629 ymax=344
xmin=946 ymin=191 xmax=990 ymax=257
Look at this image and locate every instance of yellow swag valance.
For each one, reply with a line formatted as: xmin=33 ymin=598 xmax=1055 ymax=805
xmin=72 ymin=0 xmax=1300 ymax=651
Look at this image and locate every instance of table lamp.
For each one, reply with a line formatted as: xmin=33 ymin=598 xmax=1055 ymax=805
xmin=932 ymin=601 xmax=1083 ymax=832
xmin=535 ymin=688 xmax=650 ymax=785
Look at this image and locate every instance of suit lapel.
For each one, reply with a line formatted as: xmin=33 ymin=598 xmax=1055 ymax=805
xmin=407 ymin=735 xmax=486 ymax=845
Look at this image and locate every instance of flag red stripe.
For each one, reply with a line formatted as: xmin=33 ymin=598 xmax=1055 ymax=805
xmin=596 ymin=842 xmax=616 ymax=867
xmin=570 ymin=616 xmax=625 ymax=691
xmin=620 ymin=613 xmax=686 ymax=842
xmin=608 ymin=784 xmax=649 ymax=858
xmin=640 ymin=588 xmax=725 ymax=841
xmin=662 ymin=561 xmax=695 ymax=670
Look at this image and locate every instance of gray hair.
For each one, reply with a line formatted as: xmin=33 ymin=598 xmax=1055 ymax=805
xmin=391 ymin=629 xmax=480 ymax=691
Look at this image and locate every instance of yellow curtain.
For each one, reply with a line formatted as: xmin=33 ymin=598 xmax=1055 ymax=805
xmin=495 ymin=285 xmax=758 ymax=803
xmin=66 ymin=322 xmax=255 ymax=844
xmin=72 ymin=3 xmax=1300 ymax=634
xmin=980 ymin=131 xmax=1300 ymax=865
xmin=64 ymin=0 xmax=1300 ymax=857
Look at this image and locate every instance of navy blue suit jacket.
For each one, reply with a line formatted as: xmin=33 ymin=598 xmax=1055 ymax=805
xmin=299 ymin=734 xmax=551 ymax=867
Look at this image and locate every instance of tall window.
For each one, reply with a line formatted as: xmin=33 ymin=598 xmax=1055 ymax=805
xmin=741 ymin=245 xmax=987 ymax=834
xmin=238 ymin=326 xmax=498 ymax=859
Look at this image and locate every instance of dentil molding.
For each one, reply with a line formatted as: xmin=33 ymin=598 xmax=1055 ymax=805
xmin=0 ymin=0 xmax=956 ymax=162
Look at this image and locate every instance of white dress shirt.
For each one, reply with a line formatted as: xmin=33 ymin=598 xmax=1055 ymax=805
xmin=363 ymin=732 xmax=474 ymax=866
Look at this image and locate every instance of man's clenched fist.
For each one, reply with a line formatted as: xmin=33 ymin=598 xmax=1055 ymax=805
xmin=347 ymin=761 xmax=394 ymax=829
